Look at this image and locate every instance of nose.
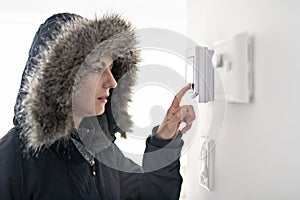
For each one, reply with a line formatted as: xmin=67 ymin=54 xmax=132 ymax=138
xmin=103 ymin=67 xmax=117 ymax=89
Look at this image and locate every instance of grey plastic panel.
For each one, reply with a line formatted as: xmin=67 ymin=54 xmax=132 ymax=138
xmin=186 ymin=46 xmax=214 ymax=103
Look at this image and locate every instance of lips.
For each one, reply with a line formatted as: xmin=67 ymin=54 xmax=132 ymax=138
xmin=97 ymin=95 xmax=108 ymax=103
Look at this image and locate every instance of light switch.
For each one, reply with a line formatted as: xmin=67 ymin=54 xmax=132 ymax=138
xmin=213 ymin=32 xmax=253 ymax=103
xmin=199 ymin=137 xmax=211 ymax=191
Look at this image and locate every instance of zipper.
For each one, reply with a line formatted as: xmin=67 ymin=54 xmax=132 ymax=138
xmin=90 ymin=157 xmax=101 ymax=199
xmin=90 ymin=158 xmax=96 ymax=176
xmin=70 ymin=137 xmax=101 ymax=199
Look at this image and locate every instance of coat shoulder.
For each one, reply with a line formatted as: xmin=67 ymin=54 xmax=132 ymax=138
xmin=0 ymin=127 xmax=24 ymax=199
xmin=0 ymin=127 xmax=23 ymax=157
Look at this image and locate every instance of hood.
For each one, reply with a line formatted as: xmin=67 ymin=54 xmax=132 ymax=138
xmin=13 ymin=13 xmax=140 ymax=152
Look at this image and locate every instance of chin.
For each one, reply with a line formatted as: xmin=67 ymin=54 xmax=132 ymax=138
xmin=96 ymin=108 xmax=105 ymax=116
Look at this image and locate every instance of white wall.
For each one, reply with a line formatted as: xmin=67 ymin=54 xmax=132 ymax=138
xmin=186 ymin=0 xmax=300 ymax=199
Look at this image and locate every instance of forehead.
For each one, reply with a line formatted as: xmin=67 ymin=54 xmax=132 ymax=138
xmin=78 ymin=55 xmax=113 ymax=78
xmin=85 ymin=54 xmax=113 ymax=68
xmin=99 ymin=56 xmax=113 ymax=67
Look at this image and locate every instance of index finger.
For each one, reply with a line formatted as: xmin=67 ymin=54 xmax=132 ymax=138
xmin=170 ymin=83 xmax=192 ymax=107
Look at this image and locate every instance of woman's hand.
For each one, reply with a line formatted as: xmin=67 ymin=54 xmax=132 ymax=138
xmin=156 ymin=83 xmax=196 ymax=140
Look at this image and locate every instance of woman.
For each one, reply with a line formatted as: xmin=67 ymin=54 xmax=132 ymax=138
xmin=0 ymin=12 xmax=195 ymax=200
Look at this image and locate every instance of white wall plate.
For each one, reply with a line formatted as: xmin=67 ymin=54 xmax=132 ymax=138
xmin=199 ymin=137 xmax=211 ymax=191
xmin=213 ymin=32 xmax=253 ymax=103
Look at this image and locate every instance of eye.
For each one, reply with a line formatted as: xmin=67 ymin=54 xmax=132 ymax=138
xmin=91 ymin=67 xmax=103 ymax=74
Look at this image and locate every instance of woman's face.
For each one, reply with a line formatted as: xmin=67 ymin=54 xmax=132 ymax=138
xmin=73 ymin=56 xmax=117 ymax=118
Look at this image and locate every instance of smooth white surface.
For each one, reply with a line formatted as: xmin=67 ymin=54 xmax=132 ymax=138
xmin=186 ymin=0 xmax=300 ymax=199
xmin=214 ymin=32 xmax=252 ymax=103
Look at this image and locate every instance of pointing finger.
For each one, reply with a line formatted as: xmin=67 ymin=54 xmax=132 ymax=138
xmin=170 ymin=83 xmax=192 ymax=108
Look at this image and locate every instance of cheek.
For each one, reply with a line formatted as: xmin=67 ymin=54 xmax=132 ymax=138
xmin=81 ymin=85 xmax=94 ymax=97
xmin=78 ymin=77 xmax=99 ymax=97
xmin=73 ymin=81 xmax=97 ymax=108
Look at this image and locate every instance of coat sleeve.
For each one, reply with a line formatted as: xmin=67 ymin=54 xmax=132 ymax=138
xmin=119 ymin=126 xmax=183 ymax=200
xmin=0 ymin=128 xmax=24 ymax=200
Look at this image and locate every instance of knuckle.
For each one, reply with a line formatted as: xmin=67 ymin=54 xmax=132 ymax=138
xmin=187 ymin=121 xmax=192 ymax=125
xmin=175 ymin=112 xmax=181 ymax=119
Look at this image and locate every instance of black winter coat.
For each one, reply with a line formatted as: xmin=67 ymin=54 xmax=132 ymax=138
xmin=0 ymin=125 xmax=183 ymax=200
xmin=0 ymin=13 xmax=183 ymax=200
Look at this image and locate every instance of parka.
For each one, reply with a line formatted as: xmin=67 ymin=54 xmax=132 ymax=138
xmin=0 ymin=13 xmax=183 ymax=200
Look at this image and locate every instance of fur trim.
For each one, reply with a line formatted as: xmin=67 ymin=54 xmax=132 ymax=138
xmin=15 ymin=13 xmax=140 ymax=151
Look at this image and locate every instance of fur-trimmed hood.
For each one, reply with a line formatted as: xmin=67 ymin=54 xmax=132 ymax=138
xmin=13 ymin=13 xmax=140 ymax=152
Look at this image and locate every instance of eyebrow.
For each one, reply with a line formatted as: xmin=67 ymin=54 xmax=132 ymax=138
xmin=100 ymin=61 xmax=113 ymax=69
